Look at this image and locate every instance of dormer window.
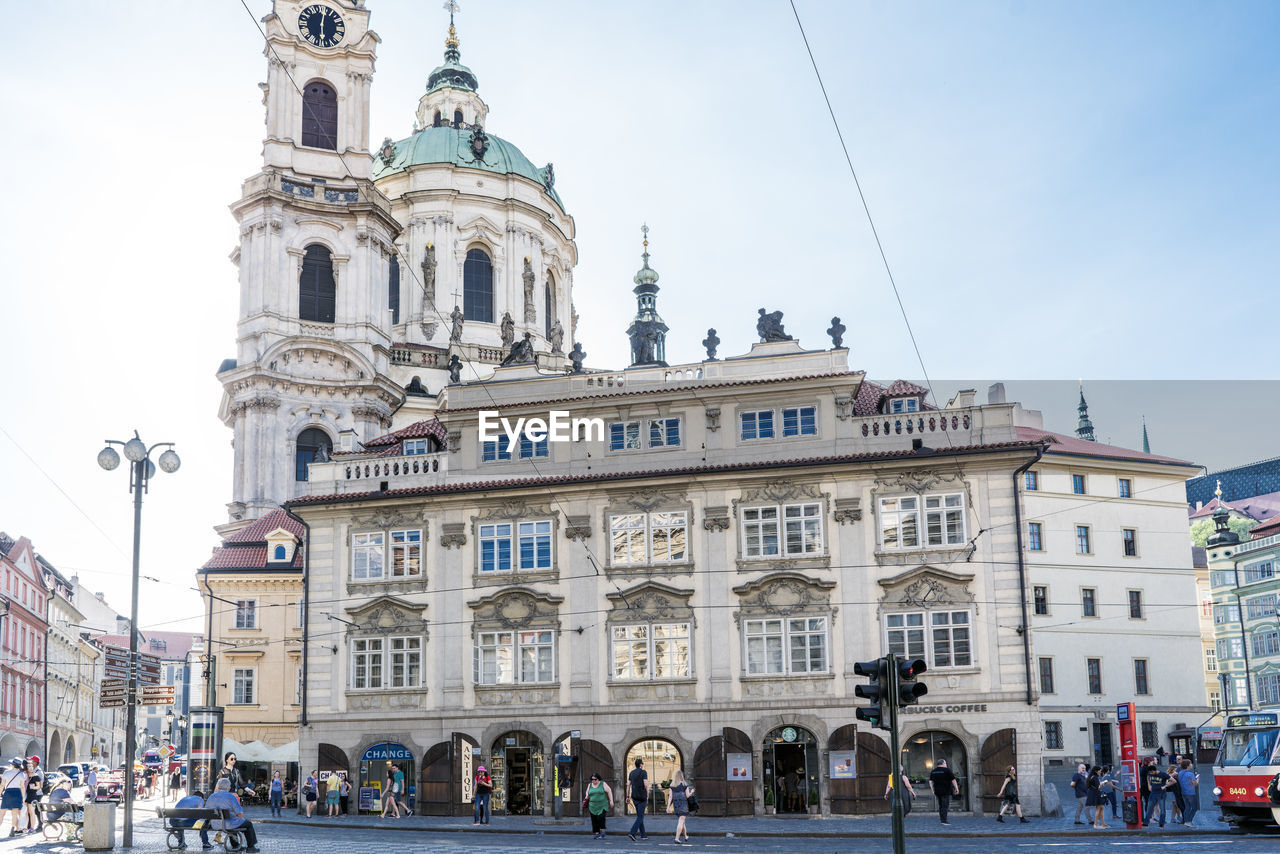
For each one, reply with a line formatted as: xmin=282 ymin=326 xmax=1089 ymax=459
xmin=889 ymin=398 xmax=919 ymax=414
xmin=403 ymin=439 xmax=428 ymax=456
xmin=273 ymin=545 xmax=287 ymax=561
xmin=264 ymin=527 xmax=300 ymax=565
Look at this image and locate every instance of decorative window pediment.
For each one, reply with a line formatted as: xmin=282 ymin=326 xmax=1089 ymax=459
xmin=732 ymin=572 xmax=836 ymax=622
xmin=872 ymin=468 xmax=967 ymax=496
xmin=344 ymin=595 xmax=429 ymax=636
xmin=730 ymin=480 xmax=826 ymax=517
xmin=877 ymin=565 xmax=975 ymax=610
xmin=606 ymin=581 xmax=695 ymax=624
xmin=352 ymin=508 xmax=430 ymax=531
xmin=467 ymin=587 xmax=563 ymax=634
xmin=603 ymin=487 xmax=688 ymax=516
xmin=470 ymin=499 xmax=558 ymax=527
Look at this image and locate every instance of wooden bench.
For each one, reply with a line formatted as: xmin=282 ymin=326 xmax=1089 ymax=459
xmin=156 ymin=806 xmax=245 ymax=852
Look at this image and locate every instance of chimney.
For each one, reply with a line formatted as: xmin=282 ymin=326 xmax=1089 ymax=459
xmin=987 ymin=382 xmax=1006 ymax=405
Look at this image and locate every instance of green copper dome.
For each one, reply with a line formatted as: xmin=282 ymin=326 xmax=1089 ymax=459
xmin=373 ymin=126 xmax=563 ymax=208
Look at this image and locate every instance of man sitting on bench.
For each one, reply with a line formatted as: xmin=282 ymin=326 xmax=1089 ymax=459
xmin=207 ymin=778 xmax=260 ymax=853
xmin=169 ymin=792 xmax=212 ymax=850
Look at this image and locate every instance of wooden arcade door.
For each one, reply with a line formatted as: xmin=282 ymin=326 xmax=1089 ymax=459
xmin=853 ymin=731 xmax=890 ymax=814
xmin=980 ymin=728 xmax=1016 ymax=813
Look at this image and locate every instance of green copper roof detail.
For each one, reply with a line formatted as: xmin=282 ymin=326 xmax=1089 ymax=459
xmin=1075 ymin=383 xmax=1096 ymax=442
xmin=373 ymin=126 xmax=563 ymax=208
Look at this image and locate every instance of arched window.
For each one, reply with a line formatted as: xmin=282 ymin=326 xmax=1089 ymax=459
xmin=295 ymin=428 xmax=332 ymax=481
xmin=299 ymin=245 xmax=336 ymax=323
xmin=273 ymin=545 xmax=287 ymax=561
xmin=463 ymin=247 xmax=494 ymax=324
xmin=453 ymin=109 xmax=464 ymax=127
xmin=433 ymin=110 xmax=442 ymax=127
xmin=544 ymin=271 xmax=555 ymax=339
xmin=388 ymin=256 xmax=400 ymax=325
xmin=301 ymin=79 xmax=338 ymax=150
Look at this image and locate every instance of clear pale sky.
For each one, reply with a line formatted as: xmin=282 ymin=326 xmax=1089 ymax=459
xmin=1 ymin=1 xmax=1276 ymax=631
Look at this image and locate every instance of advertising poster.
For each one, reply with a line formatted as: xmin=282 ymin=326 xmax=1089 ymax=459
xmin=830 ymin=750 xmax=856 ymax=779
xmin=726 ymin=752 xmax=752 ymax=781
xmin=185 ymin=707 xmax=223 ymax=800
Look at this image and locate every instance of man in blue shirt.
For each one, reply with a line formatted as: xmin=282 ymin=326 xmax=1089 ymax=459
xmin=207 ymin=778 xmax=260 ymax=853
xmin=1177 ymin=760 xmax=1199 ymax=826
xmin=169 ymin=792 xmax=212 ymax=851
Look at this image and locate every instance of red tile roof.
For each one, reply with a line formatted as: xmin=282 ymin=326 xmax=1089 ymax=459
xmin=883 ymin=379 xmax=929 ymax=397
xmin=1014 ymin=427 xmax=1196 ymax=467
xmin=288 ymin=439 xmax=1045 ymax=507
xmin=1251 ymin=513 xmax=1280 ymax=539
xmin=853 ymin=380 xmax=936 ymax=416
xmin=225 ymin=508 xmax=305 ymax=543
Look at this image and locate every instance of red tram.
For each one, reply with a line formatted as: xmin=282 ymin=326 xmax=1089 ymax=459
xmin=1212 ymin=711 xmax=1280 ymax=830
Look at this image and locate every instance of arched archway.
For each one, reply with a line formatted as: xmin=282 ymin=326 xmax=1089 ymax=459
xmin=902 ymin=729 xmax=970 ymax=812
xmin=63 ymin=734 xmax=75 ymax=764
xmin=48 ymin=732 xmax=62 ymax=768
xmin=622 ymin=737 xmax=682 ymax=814
xmin=295 ymin=427 xmax=333 ymax=481
xmin=762 ymin=725 xmax=819 ymax=813
xmin=490 ymin=730 xmax=543 ymax=816
xmin=0 ymin=734 xmax=21 ymax=761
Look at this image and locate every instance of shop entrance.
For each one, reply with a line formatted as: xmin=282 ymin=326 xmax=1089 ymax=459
xmin=623 ymin=739 xmax=683 ymax=814
xmin=358 ymin=742 xmax=415 ymax=814
xmin=490 ymin=731 xmax=544 ymax=816
xmin=901 ymin=730 xmax=968 ymax=812
xmin=762 ymin=726 xmax=818 ymax=814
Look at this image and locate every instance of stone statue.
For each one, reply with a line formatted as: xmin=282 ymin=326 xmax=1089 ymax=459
xmin=702 ymin=328 xmax=720 ymax=360
xmin=502 ymin=332 xmax=535 ymax=366
xmin=449 ymin=305 xmax=464 ymax=343
xmin=756 ymin=308 xmax=792 ymax=342
xmin=420 ymin=244 xmax=437 ymax=303
xmin=634 ymin=330 xmax=657 ymax=365
xmin=571 ymin=303 xmax=579 ymax=339
xmin=500 ymin=311 xmax=515 ymax=347
xmin=549 ymin=319 xmax=564 ymax=354
xmin=827 ymin=316 xmax=846 ymax=348
xmin=568 ymin=342 xmax=586 ymax=373
xmin=522 ymin=258 xmax=536 ymax=323
xmin=447 ymin=354 xmax=462 ymax=384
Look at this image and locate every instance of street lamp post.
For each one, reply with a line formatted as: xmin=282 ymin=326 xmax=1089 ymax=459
xmin=98 ymin=432 xmax=181 ymax=849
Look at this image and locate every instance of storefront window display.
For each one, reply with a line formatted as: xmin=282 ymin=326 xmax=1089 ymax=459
xmin=490 ymin=731 xmax=544 ymax=815
xmin=762 ymin=726 xmax=818 ymax=814
xmin=901 ymin=730 xmax=968 ymax=811
xmin=623 ymin=739 xmax=682 ymax=814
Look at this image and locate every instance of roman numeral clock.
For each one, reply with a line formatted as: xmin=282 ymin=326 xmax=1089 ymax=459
xmin=298 ymin=3 xmax=345 ymax=48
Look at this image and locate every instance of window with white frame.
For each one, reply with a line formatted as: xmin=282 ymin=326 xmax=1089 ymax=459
xmin=739 ymin=410 xmax=775 ymax=440
xmin=1217 ymin=636 xmax=1244 ymax=660
xmin=1214 ymin=603 xmax=1241 ymax=624
xmin=473 ymin=630 xmax=555 ymax=685
xmin=743 ymin=617 xmax=829 ymax=675
xmin=1259 ymin=673 xmax=1280 ymax=706
xmin=609 ymin=421 xmax=641 ymax=451
xmin=879 ymin=493 xmax=965 ymax=549
xmin=610 ymin=623 xmax=690 ymax=680
xmin=388 ymin=636 xmax=422 ymax=687
xmin=232 ymin=668 xmax=255 ymax=704
xmin=517 ymin=434 xmax=549 ymax=459
xmin=351 ymin=637 xmax=384 ymax=688
xmin=781 ymin=406 xmax=817 ymax=437
xmin=739 ymin=503 xmax=823 ymax=558
xmin=648 ymin=418 xmax=681 ymax=448
xmin=403 ymin=438 xmax=428 ymax=455
xmin=481 ymin=439 xmax=513 ymax=462
xmin=609 ymin=512 xmax=688 ymax=565
xmin=1209 ymin=570 xmax=1236 ymax=588
xmin=234 ymin=600 xmax=257 ymax=629
xmin=352 ymin=532 xmax=385 ymax=581
xmin=1251 ymin=629 xmax=1280 ymax=658
xmin=1205 ymin=647 xmax=1217 ymax=672
xmin=390 ymin=529 xmax=422 ymax=577
xmin=1243 ymin=560 xmax=1275 ymax=583
xmin=478 ymin=520 xmax=554 ymax=573
xmin=886 ymin=610 xmax=973 ymax=668
xmin=889 ymin=398 xmax=919 ymax=413
xmin=1247 ymin=594 xmax=1278 ymax=619
xmin=1210 ymin=690 xmax=1221 ymax=712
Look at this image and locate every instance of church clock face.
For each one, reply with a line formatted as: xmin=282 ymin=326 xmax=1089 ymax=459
xmin=298 ymin=4 xmax=345 ymax=48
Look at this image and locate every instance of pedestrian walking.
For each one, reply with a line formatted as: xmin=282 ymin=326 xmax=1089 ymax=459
xmin=473 ymin=766 xmax=492 ymax=825
xmin=303 ymin=770 xmax=318 ymax=818
xmin=268 ymin=771 xmax=283 ymax=817
xmin=2 ymin=759 xmax=28 ymax=836
xmin=883 ymin=764 xmax=916 ymax=815
xmin=380 ymin=769 xmax=401 ymax=818
xmin=667 ymin=769 xmax=693 ymax=845
xmin=1086 ymin=765 xmax=1108 ymax=829
xmin=583 ymin=772 xmax=614 ymax=839
xmin=86 ymin=767 xmax=98 ymax=802
xmin=996 ymin=765 xmax=1029 ymax=823
xmin=1177 ymin=760 xmax=1199 ymax=826
xmin=217 ymin=753 xmax=254 ymax=799
xmin=1165 ymin=764 xmax=1183 ymax=823
xmin=626 ymin=757 xmax=649 ymax=841
xmin=1069 ymin=762 xmax=1088 ymax=824
xmin=928 ymin=758 xmax=959 ymax=826
xmin=1102 ymin=765 xmax=1121 ymax=819
xmin=326 ymin=775 xmax=340 ymax=816
xmin=339 ymin=777 xmax=352 ymax=816
xmin=24 ymin=757 xmax=43 ymax=833
xmin=393 ymin=764 xmax=409 ymax=815
xmin=1143 ymin=759 xmax=1169 ymax=827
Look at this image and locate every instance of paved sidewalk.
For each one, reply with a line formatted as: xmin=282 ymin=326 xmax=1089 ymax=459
xmin=251 ymin=805 xmax=1226 ymax=838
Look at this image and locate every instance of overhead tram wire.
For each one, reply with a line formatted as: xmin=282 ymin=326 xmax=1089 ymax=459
xmin=234 ymin=0 xmax=632 ymax=604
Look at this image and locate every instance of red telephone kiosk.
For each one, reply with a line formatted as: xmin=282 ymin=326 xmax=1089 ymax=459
xmin=1116 ymin=702 xmax=1142 ymax=828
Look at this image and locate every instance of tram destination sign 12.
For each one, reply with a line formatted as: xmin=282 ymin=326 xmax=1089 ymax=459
xmin=1226 ymin=712 xmax=1278 ymax=728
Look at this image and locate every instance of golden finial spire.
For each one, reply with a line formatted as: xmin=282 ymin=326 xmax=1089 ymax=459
xmin=1215 ymin=479 xmax=1223 ymax=502
xmin=443 ymin=0 xmax=460 ymax=48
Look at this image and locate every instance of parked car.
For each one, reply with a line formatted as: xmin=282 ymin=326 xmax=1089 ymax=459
xmin=57 ymin=764 xmax=82 ymax=784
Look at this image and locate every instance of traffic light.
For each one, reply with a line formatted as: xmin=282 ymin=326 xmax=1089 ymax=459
xmin=854 ymin=658 xmax=889 ymax=731
xmin=896 ymin=657 xmax=928 ymax=707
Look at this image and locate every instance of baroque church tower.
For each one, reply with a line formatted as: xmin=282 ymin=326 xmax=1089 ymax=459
xmin=218 ymin=1 xmax=577 ymax=528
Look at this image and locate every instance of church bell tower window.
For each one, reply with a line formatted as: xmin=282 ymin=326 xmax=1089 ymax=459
xmin=544 ymin=272 xmax=555 ymax=338
xmin=295 ymin=428 xmax=333 ymax=482
xmin=299 ymin=245 xmax=337 ymax=323
xmin=301 ymin=79 xmax=338 ymax=150
xmin=389 ymin=256 xmax=401 ymax=325
xmin=463 ymin=248 xmax=494 ymax=324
